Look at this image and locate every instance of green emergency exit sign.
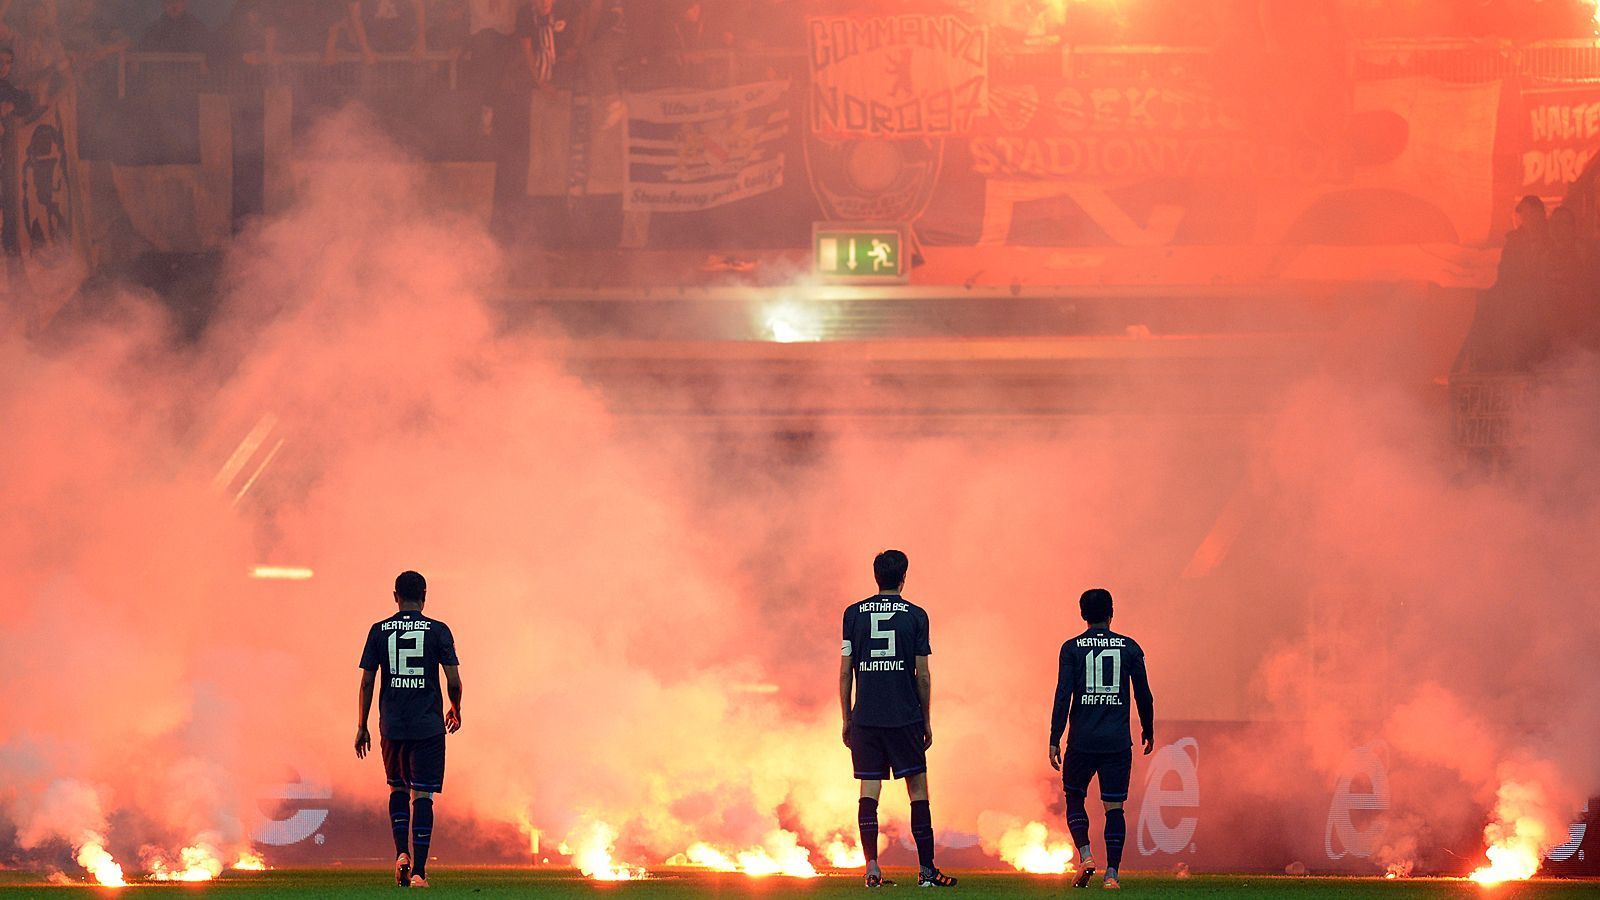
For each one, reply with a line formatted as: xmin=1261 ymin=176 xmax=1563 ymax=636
xmin=814 ymin=224 xmax=908 ymax=282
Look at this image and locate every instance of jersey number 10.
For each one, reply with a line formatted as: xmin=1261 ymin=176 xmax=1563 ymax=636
xmin=388 ymin=631 xmax=425 ymax=676
xmin=1085 ymin=648 xmax=1121 ymax=694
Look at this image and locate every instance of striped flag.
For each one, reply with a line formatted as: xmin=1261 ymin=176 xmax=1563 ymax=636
xmin=623 ymin=81 xmax=790 ymax=212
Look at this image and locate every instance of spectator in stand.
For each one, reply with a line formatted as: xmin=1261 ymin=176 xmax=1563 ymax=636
xmin=269 ymin=0 xmax=344 ymax=64
xmin=465 ymin=0 xmax=518 ymax=135
xmin=636 ymin=0 xmax=732 ymax=88
xmin=573 ymin=0 xmax=623 ymax=92
xmin=1542 ymin=205 xmax=1600 ymax=361
xmin=345 ymin=0 xmax=425 ymax=64
xmin=673 ymin=1 xmax=734 ymax=53
xmin=424 ymin=0 xmax=469 ymax=54
xmin=138 ymin=0 xmax=210 ymax=53
xmin=60 ymin=0 xmax=130 ymax=70
xmin=59 ymin=0 xmax=127 ymax=157
xmin=12 ymin=0 xmax=69 ymax=106
xmin=221 ymin=0 xmax=278 ymax=70
xmin=0 ymin=47 xmax=39 ymax=121
xmin=738 ymin=0 xmax=801 ymax=51
xmin=1458 ymin=195 xmax=1554 ymax=374
xmin=515 ymin=0 xmax=557 ymax=92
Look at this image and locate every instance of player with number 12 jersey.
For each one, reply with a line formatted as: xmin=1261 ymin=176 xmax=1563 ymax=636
xmin=356 ymin=570 xmax=462 ymax=888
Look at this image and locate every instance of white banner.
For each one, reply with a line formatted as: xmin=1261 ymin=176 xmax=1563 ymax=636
xmin=622 ymin=81 xmax=790 ymax=213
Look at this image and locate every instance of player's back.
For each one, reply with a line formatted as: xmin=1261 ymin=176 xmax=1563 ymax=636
xmin=1059 ymin=626 xmax=1150 ymax=753
xmin=843 ymin=594 xmax=930 ymax=727
xmin=361 ymin=609 xmax=459 ymax=740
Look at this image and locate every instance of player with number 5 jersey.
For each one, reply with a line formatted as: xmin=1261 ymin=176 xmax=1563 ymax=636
xmin=1048 ymin=588 xmax=1153 ymax=890
xmin=839 ymin=550 xmax=956 ymax=888
xmin=356 ymin=570 xmax=462 ymax=888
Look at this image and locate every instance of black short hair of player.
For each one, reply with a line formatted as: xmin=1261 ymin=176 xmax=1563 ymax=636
xmin=395 ymin=570 xmax=427 ymax=603
xmin=1079 ymin=588 xmax=1113 ymax=623
xmin=873 ymin=549 xmax=908 ymax=590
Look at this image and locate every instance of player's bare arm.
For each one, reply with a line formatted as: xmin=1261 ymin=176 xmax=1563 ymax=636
xmin=838 ymin=655 xmax=853 ymax=747
xmin=356 ymin=666 xmax=377 ymax=758
xmin=444 ymin=664 xmax=463 ymax=733
xmin=916 ymin=654 xmax=932 ymax=749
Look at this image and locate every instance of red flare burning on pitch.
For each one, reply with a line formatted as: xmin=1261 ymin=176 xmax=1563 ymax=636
xmin=73 ymin=834 xmax=125 ymax=887
xmin=143 ymin=842 xmax=224 ymax=882
xmin=823 ymin=833 xmax=866 ymax=868
xmin=232 ymin=849 xmax=268 ymax=870
xmin=561 ymin=820 xmax=648 ymax=881
xmin=670 ymin=830 xmax=819 ymax=877
xmin=979 ymin=815 xmax=1078 ymax=875
xmin=1468 ymin=778 xmax=1558 ymax=886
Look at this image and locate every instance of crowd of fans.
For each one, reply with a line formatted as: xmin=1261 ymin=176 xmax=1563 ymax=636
xmin=43 ymin=1 xmax=809 ymax=94
xmin=1459 ymin=195 xmax=1600 ymax=375
xmin=0 ymin=0 xmax=808 ymax=158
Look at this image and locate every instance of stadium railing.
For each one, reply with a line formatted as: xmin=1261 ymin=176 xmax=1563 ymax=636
xmin=1449 ymin=372 xmax=1534 ymax=452
xmin=118 ymin=49 xmax=461 ymax=98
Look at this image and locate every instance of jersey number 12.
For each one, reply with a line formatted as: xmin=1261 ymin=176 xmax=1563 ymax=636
xmin=388 ymin=631 xmax=425 ymax=676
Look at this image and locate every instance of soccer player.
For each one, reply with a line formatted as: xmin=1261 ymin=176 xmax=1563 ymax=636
xmin=356 ymin=571 xmax=462 ymax=888
xmin=839 ymin=549 xmax=957 ymax=888
xmin=1049 ymin=588 xmax=1153 ymax=890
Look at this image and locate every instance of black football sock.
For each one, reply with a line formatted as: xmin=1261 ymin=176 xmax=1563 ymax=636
xmin=909 ymin=799 xmax=935 ymax=873
xmin=1065 ymin=791 xmax=1092 ymax=861
xmin=857 ymin=797 xmax=880 ymax=865
xmin=411 ymin=797 xmax=434 ymax=878
xmin=1105 ymin=808 xmax=1126 ymax=872
xmin=389 ymin=790 xmax=410 ymax=858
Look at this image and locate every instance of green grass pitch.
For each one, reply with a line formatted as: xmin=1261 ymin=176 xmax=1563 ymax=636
xmin=1 ymin=868 xmax=1597 ymax=898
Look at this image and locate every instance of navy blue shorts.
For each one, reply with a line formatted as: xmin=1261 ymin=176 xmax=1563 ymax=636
xmin=382 ymin=733 xmax=446 ymax=793
xmin=851 ymin=721 xmax=927 ymax=781
xmin=1063 ymin=748 xmax=1132 ymax=802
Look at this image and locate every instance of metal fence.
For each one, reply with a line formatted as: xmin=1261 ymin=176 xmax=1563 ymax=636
xmin=1450 ymin=372 xmax=1535 ymax=451
xmin=118 ymin=49 xmax=460 ymax=100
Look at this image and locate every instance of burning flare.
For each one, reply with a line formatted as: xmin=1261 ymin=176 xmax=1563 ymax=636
xmin=823 ymin=833 xmax=866 ymax=869
xmin=232 ymin=849 xmax=268 ymax=871
xmin=74 ymin=833 xmax=126 ymax=887
xmin=561 ymin=820 xmax=647 ymax=881
xmin=1469 ymin=779 xmax=1557 ymax=885
xmin=992 ymin=820 xmax=1077 ymax=875
xmin=671 ymin=830 xmax=819 ymax=877
xmin=144 ymin=843 xmax=224 ymax=882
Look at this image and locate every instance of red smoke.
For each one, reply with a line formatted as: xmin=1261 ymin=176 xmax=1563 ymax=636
xmin=1 ymin=110 xmax=1597 ymax=882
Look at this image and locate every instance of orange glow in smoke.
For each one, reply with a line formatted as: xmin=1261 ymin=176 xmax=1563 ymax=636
xmin=672 ymin=830 xmax=819 ymax=878
xmin=823 ymin=833 xmax=866 ymax=868
xmin=1468 ymin=779 xmax=1554 ymax=886
xmin=232 ymin=850 xmax=267 ymax=871
xmin=1469 ymin=842 xmax=1540 ymax=886
xmin=74 ymin=834 xmax=125 ymax=887
xmin=144 ymin=843 xmax=224 ymax=882
xmin=993 ymin=820 xmax=1077 ymax=875
xmin=561 ymin=821 xmax=647 ymax=881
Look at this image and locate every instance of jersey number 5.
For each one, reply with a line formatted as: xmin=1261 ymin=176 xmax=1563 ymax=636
xmin=1085 ymin=648 xmax=1121 ymax=694
xmin=388 ymin=631 xmax=425 ymax=676
xmin=869 ymin=613 xmax=897 ymax=658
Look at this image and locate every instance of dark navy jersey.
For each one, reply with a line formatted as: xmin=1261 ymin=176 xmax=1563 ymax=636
xmin=1050 ymin=627 xmax=1153 ymax=753
xmin=359 ymin=610 xmax=460 ymax=741
xmin=842 ymin=594 xmax=931 ymax=728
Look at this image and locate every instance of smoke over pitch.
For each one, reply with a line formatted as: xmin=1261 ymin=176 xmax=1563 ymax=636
xmin=1 ymin=113 xmax=1597 ymax=879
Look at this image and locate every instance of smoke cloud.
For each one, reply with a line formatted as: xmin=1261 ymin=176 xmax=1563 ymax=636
xmin=1 ymin=108 xmax=1597 ymax=882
